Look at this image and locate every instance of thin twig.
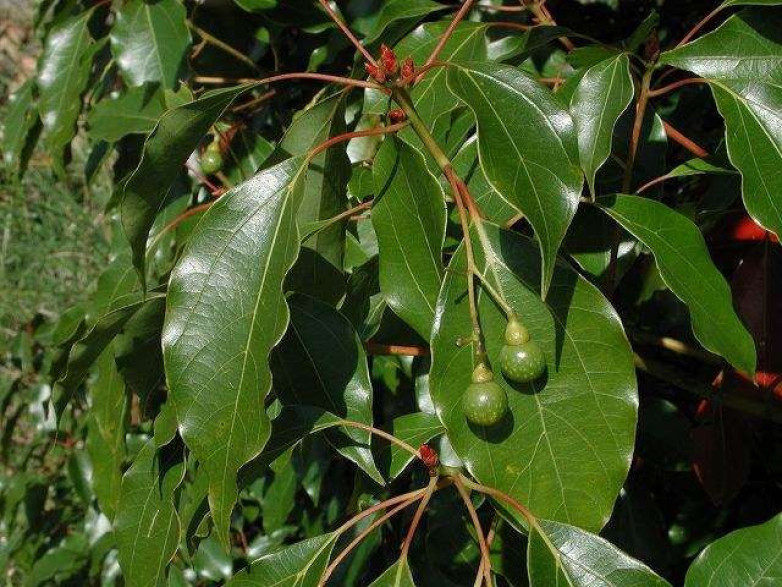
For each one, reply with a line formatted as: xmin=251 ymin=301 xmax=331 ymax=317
xmin=318 ymin=0 xmax=379 ymax=68
xmin=454 ymin=476 xmax=493 ymax=587
xmin=193 ymin=72 xmax=387 ymax=92
xmin=475 ymin=2 xmax=527 ymax=12
xmin=661 ymin=120 xmax=710 ymax=159
xmin=307 ymin=122 xmax=408 ymax=160
xmin=399 ymin=476 xmax=439 ymax=559
xmin=426 ymin=0 xmax=479 ymax=67
xmin=365 ymin=343 xmax=430 ymax=357
xmin=320 ymin=496 xmax=423 ymax=586
xmin=231 ymin=90 xmax=277 ymax=113
xmin=339 ymin=420 xmax=421 ymax=459
xmin=676 ymin=5 xmax=725 ymax=48
xmin=648 ymin=77 xmax=706 ymax=98
xmin=458 ymin=474 xmax=535 ymax=525
xmin=473 ymin=519 xmax=498 ymax=587
xmin=188 ymin=22 xmax=260 ymax=71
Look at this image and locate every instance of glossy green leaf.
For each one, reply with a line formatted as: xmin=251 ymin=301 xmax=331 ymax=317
xmin=381 ymin=412 xmax=443 ymax=480
xmin=653 ymin=158 xmax=737 ymax=184
xmin=342 ymin=256 xmax=386 ymax=341
xmin=570 ymin=54 xmax=635 ymax=195
xmin=372 ymin=138 xmax=446 ymax=339
xmin=370 ymin=558 xmax=416 ymax=586
xmin=274 ymin=94 xmax=350 ymax=269
xmin=2 ymin=79 xmax=41 ymax=177
xmin=271 ymin=294 xmax=383 ymax=484
xmin=110 ymin=0 xmax=191 ymax=88
xmin=661 ymin=9 xmax=782 ymax=239
xmin=685 ymin=512 xmax=782 ymax=586
xmin=226 ymin=533 xmax=337 ymax=586
xmin=430 ymin=224 xmax=637 ymax=531
xmin=597 ymin=194 xmax=756 ymax=374
xmin=362 ymin=0 xmax=445 ymax=45
xmin=86 ymin=349 xmax=128 ymax=520
xmin=162 ymin=157 xmax=308 ymax=548
xmin=121 ymin=83 xmax=255 ymax=282
xmin=54 ymin=294 xmax=162 ymax=417
xmin=447 ymin=63 xmax=584 ymax=295
xmin=527 ymin=519 xmax=671 ymax=586
xmin=116 ymin=440 xmax=185 ymax=587
xmin=451 ymin=137 xmax=517 ymax=225
xmin=88 ymin=85 xmax=169 ymax=143
xmin=36 ymin=8 xmax=97 ymax=171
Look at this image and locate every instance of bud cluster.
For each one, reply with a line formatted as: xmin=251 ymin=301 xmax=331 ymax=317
xmin=365 ymin=44 xmax=416 ymax=87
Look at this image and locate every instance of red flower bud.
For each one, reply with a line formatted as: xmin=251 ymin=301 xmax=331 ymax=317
xmin=366 ymin=62 xmax=386 ymax=84
xmin=401 ymin=57 xmax=416 ymax=83
xmin=380 ymin=44 xmax=398 ymax=75
xmin=388 ymin=108 xmax=406 ymax=123
xmin=418 ymin=444 xmax=438 ymax=469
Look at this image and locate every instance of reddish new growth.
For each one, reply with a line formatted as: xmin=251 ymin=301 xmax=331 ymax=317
xmin=388 ymin=108 xmax=406 ymax=123
xmin=418 ymin=444 xmax=439 ymax=471
xmin=365 ymin=46 xmax=415 ymax=87
xmin=401 ymin=57 xmax=415 ymax=81
xmin=380 ymin=44 xmax=398 ymax=75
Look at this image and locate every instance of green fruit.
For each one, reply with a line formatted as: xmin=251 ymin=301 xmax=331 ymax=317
xmin=462 ymin=364 xmax=508 ymax=427
xmin=668 ymin=524 xmax=688 ymax=545
xmin=200 ymin=149 xmax=223 ymax=175
xmin=500 ymin=340 xmax=546 ymax=383
xmin=504 ymin=317 xmax=530 ymax=346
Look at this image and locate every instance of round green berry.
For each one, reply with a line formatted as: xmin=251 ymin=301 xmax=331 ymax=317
xmin=200 ymin=149 xmax=223 ymax=175
xmin=462 ymin=380 xmax=508 ymax=427
xmin=500 ymin=340 xmax=546 ymax=383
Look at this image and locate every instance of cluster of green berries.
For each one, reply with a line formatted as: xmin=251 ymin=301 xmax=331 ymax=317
xmin=200 ymin=138 xmax=223 ymax=175
xmin=462 ymin=317 xmax=547 ymax=427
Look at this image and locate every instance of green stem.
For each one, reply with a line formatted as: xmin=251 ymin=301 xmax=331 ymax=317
xmin=188 ymin=22 xmax=260 ymax=71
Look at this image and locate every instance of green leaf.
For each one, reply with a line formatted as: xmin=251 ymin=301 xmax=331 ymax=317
xmin=275 ymin=94 xmax=351 ymax=269
xmin=36 ymin=8 xmax=97 ymax=172
xmin=116 ymin=440 xmax=185 ymax=587
xmin=271 ymin=294 xmax=383 ymax=484
xmin=88 ymin=84 xmax=169 ymax=143
xmin=527 ymin=519 xmax=671 ymax=586
xmin=570 ymin=54 xmax=635 ymax=195
xmin=685 ymin=512 xmax=782 ymax=586
xmin=29 ymin=533 xmax=90 ymax=586
xmin=362 ymin=0 xmax=445 ymax=45
xmin=370 ymin=558 xmax=416 ymax=586
xmin=342 ymin=256 xmax=386 ymax=341
xmin=447 ymin=63 xmax=584 ymax=295
xmin=226 ymin=533 xmax=337 ymax=586
xmin=2 ymin=79 xmax=41 ymax=177
xmin=597 ymin=194 xmax=756 ymax=374
xmin=430 ymin=224 xmax=637 ymax=531
xmin=86 ymin=349 xmax=128 ymax=520
xmin=110 ymin=0 xmax=191 ymax=89
xmin=121 ymin=83 xmax=255 ymax=282
xmin=660 ymin=9 xmax=782 ymax=239
xmin=263 ymin=449 xmax=298 ymax=533
xmin=381 ymin=412 xmax=443 ymax=480
xmin=372 ymin=138 xmax=446 ymax=339
xmin=162 ymin=157 xmax=308 ymax=548
xmin=451 ymin=137 xmax=517 ymax=225
xmin=653 ymin=157 xmax=737 ymax=184
xmin=54 ymin=294 xmax=163 ymax=417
